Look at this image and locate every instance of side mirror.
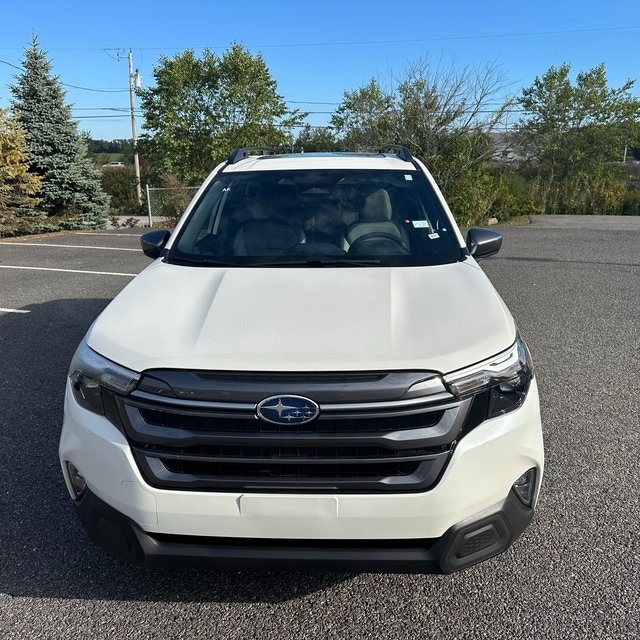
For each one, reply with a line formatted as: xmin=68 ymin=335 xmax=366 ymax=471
xmin=466 ymin=227 xmax=502 ymax=259
xmin=140 ymin=230 xmax=171 ymax=259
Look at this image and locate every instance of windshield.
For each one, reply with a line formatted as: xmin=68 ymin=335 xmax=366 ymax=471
xmin=168 ymin=169 xmax=461 ymax=267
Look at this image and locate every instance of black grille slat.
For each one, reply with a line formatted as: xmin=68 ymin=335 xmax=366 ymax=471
xmin=163 ymin=460 xmax=419 ymax=478
xmin=136 ymin=456 xmax=446 ymax=492
xmin=134 ymin=445 xmax=439 ymax=465
xmin=124 ymin=426 xmax=454 ymax=452
xmin=117 ymin=376 xmax=471 ymax=494
xmin=137 ymin=407 xmax=444 ymax=433
xmin=122 ymin=402 xmax=456 ymax=451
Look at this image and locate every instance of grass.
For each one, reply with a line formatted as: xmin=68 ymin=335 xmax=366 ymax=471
xmin=495 ymin=215 xmax=531 ymax=226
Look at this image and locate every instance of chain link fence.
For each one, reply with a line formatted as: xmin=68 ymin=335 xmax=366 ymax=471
xmin=144 ymin=185 xmax=200 ymax=226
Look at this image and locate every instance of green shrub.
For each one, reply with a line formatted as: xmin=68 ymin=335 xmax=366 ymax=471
xmin=488 ymin=167 xmax=630 ymax=217
xmin=101 ymin=167 xmax=145 ymax=217
xmin=445 ymin=167 xmax=500 ymax=226
xmin=488 ymin=171 xmax=545 ymax=221
xmin=155 ymin=175 xmax=194 ymax=226
xmin=621 ymin=188 xmax=640 ymax=215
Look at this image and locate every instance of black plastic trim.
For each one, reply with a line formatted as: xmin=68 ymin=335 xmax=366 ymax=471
xmin=378 ymin=145 xmax=413 ymax=163
xmin=74 ymin=488 xmax=534 ymax=573
xmin=227 ymin=147 xmax=277 ymax=164
xmin=136 ymin=370 xmax=446 ymax=404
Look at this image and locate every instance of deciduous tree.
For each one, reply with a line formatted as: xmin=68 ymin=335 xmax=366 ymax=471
xmin=331 ymin=60 xmax=511 ymax=224
xmin=139 ymin=44 xmax=306 ymax=184
xmin=331 ymin=79 xmax=395 ymax=151
xmin=0 ymin=108 xmax=42 ymax=236
xmin=516 ymin=63 xmax=640 ymax=214
xmin=293 ymin=125 xmax=340 ymax=152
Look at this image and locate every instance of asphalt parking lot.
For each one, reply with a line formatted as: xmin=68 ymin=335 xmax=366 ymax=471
xmin=0 ymin=216 xmax=638 ymax=639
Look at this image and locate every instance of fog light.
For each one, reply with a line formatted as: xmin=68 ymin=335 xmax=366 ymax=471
xmin=513 ymin=468 xmax=537 ymax=506
xmin=65 ymin=461 xmax=87 ymax=499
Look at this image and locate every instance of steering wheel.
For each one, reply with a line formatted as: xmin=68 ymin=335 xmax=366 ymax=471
xmin=191 ymin=233 xmax=223 ymax=255
xmin=286 ymin=242 xmax=347 ymax=256
xmin=348 ymin=232 xmax=410 ymax=256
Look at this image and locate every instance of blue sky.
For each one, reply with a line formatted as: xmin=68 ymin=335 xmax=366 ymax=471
xmin=1 ymin=0 xmax=639 ymax=140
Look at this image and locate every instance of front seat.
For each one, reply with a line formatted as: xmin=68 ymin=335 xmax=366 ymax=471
xmin=233 ymin=185 xmax=306 ymax=256
xmin=343 ymin=188 xmax=407 ymax=251
xmin=234 ymin=220 xmax=306 ymax=256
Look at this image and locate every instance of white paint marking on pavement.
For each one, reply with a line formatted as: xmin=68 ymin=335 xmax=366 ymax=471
xmin=74 ymin=232 xmax=143 ymax=237
xmin=0 ymin=307 xmax=31 ymax=314
xmin=1 ymin=242 xmax=139 ymax=252
xmin=0 ymin=265 xmax=137 ymax=277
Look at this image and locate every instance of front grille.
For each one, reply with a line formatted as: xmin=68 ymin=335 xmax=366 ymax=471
xmin=138 ymin=407 xmax=445 ymax=434
xmin=114 ymin=371 xmax=473 ymax=493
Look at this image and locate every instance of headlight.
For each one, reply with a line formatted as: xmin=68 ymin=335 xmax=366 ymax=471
xmin=444 ymin=334 xmax=533 ymax=418
xmin=69 ymin=338 xmax=140 ymax=415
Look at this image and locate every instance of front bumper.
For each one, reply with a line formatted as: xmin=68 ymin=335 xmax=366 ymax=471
xmin=75 ymin=486 xmax=534 ymax=573
xmin=60 ymin=379 xmax=543 ymax=572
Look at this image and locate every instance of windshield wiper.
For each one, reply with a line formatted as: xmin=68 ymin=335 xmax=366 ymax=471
xmin=167 ymin=255 xmax=240 ymax=267
xmin=251 ymin=258 xmax=382 ymax=267
xmin=167 ymin=256 xmax=383 ymax=267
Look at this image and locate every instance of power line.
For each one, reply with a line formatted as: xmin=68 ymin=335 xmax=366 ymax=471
xmin=70 ymin=107 xmax=530 ymax=116
xmin=1 ymin=24 xmax=639 ymax=52
xmin=1 ymin=58 xmax=128 ymax=93
xmin=0 ymin=58 xmax=20 ymax=70
xmin=1 ymin=58 xmax=335 ymax=100
xmin=73 ymin=107 xmax=131 ymax=112
xmin=73 ymin=114 xmax=132 ymax=119
xmin=62 ymin=83 xmax=127 ymax=93
xmin=205 ymin=25 xmax=640 ymax=50
xmin=287 ymin=100 xmax=341 ymax=106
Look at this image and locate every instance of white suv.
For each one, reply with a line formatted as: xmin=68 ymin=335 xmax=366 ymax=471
xmin=59 ymin=146 xmax=543 ymax=573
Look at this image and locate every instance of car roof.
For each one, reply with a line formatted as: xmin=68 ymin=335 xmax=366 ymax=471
xmin=222 ymin=152 xmax=416 ymax=173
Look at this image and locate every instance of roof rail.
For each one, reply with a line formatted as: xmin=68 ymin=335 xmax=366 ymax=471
xmin=379 ymin=145 xmax=413 ymax=162
xmin=227 ymin=147 xmax=277 ymax=164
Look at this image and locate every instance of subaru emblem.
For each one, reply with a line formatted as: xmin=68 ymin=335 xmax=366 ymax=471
xmin=256 ymin=395 xmax=320 ymax=425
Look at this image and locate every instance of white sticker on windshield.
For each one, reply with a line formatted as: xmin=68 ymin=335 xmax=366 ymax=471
xmin=428 ymin=232 xmax=441 ymax=240
xmin=404 ymin=174 xmax=413 ymax=181
xmin=411 ymin=220 xmax=429 ymax=228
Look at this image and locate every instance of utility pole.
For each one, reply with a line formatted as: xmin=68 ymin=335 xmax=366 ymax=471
xmin=128 ymin=49 xmax=142 ymax=205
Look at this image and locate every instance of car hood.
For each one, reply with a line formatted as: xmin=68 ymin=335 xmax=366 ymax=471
xmin=87 ymin=260 xmax=516 ymax=374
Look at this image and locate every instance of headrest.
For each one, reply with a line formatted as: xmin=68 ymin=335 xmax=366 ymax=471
xmin=361 ymin=189 xmax=392 ymax=221
xmin=250 ymin=184 xmax=299 ymax=220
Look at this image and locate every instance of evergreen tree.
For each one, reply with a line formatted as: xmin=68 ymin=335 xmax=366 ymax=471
xmin=0 ymin=108 xmax=43 ymax=236
xmin=10 ymin=37 xmax=109 ymax=228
